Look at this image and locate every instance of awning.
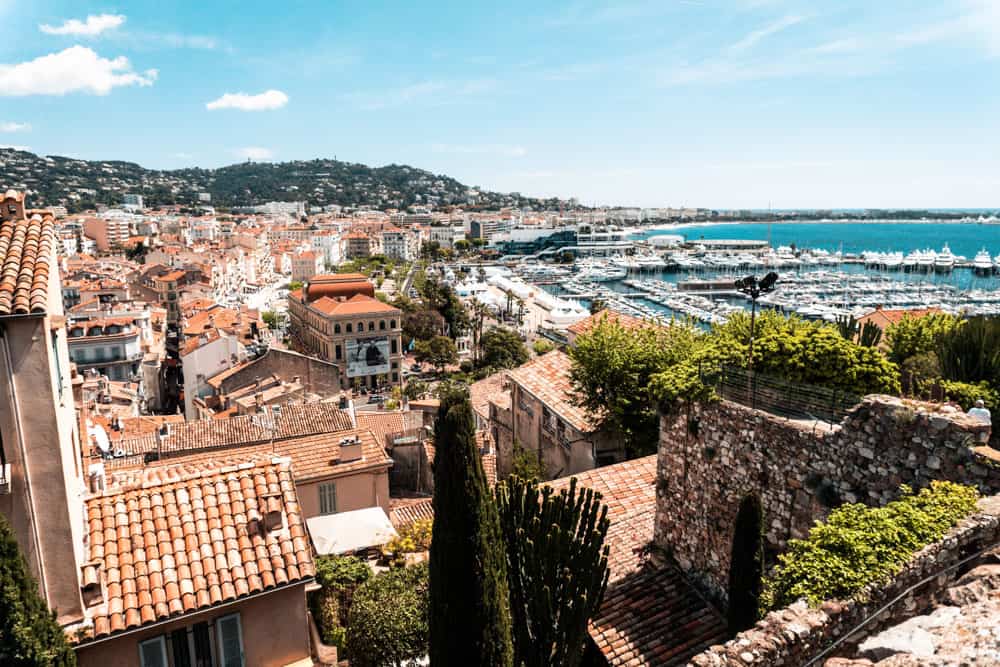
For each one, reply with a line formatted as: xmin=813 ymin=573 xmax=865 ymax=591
xmin=307 ymin=507 xmax=398 ymax=555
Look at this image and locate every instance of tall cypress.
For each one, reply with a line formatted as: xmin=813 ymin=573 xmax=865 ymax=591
xmin=0 ymin=514 xmax=77 ymax=666
xmin=428 ymin=385 xmax=513 ymax=666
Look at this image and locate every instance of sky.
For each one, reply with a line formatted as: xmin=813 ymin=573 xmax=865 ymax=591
xmin=2 ymin=0 xmax=999 ymax=209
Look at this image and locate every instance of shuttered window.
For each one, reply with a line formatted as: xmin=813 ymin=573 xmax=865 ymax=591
xmin=319 ymin=482 xmax=337 ymax=515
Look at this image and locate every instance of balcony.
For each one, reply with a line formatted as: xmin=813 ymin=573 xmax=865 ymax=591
xmin=0 ymin=463 xmax=10 ymax=495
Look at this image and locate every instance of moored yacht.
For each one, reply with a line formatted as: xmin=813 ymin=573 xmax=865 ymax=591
xmin=973 ymin=248 xmax=993 ymax=276
xmin=935 ymin=244 xmax=956 ymax=273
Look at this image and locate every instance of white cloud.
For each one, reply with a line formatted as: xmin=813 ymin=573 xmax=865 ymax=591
xmin=729 ymin=14 xmax=804 ymax=52
xmin=40 ymin=13 xmax=124 ymax=37
xmin=206 ymin=89 xmax=288 ymax=111
xmin=431 ymin=143 xmax=528 ymax=157
xmin=0 ymin=144 xmax=31 ymax=151
xmin=0 ymin=46 xmax=156 ymax=96
xmin=0 ymin=121 xmax=30 ymax=132
xmin=233 ymin=147 xmax=273 ymax=160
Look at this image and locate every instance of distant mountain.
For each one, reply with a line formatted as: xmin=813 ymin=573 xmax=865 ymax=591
xmin=0 ymin=148 xmax=562 ymax=213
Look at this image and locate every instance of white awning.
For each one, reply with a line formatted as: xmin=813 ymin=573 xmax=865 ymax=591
xmin=307 ymin=507 xmax=398 ymax=555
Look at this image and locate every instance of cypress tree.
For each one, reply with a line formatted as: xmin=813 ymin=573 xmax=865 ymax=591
xmin=428 ymin=385 xmax=513 ymax=666
xmin=0 ymin=514 xmax=76 ymax=666
xmin=727 ymin=495 xmax=765 ymax=633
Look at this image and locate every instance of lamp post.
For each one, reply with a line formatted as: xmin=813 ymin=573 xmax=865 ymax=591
xmin=734 ymin=272 xmax=779 ymax=404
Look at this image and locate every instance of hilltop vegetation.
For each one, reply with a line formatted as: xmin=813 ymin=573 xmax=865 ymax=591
xmin=0 ymin=148 xmax=562 ymax=213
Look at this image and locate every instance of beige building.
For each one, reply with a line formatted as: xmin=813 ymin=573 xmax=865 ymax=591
xmin=506 ymin=349 xmax=624 ymax=478
xmin=288 ymin=274 xmax=403 ymax=390
xmin=290 ymin=250 xmax=323 ymax=282
xmin=81 ymin=215 xmax=130 ymax=252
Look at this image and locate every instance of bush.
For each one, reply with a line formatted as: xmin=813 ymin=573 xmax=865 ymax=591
xmin=347 ymin=564 xmax=430 ymax=667
xmin=885 ymin=312 xmax=962 ymax=364
xmin=381 ymin=519 xmax=433 ymax=567
xmin=311 ymin=555 xmax=371 ymax=648
xmin=763 ymin=481 xmax=978 ymax=610
xmin=532 ymin=338 xmax=555 ymax=355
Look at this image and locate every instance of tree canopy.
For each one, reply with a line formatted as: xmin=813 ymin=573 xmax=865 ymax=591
xmin=479 ymin=327 xmax=529 ymax=370
xmin=346 ymin=564 xmax=429 ymax=667
xmin=414 ymin=335 xmax=458 ymax=372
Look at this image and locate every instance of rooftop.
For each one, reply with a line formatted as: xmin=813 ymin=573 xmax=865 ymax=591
xmin=79 ymin=457 xmax=313 ymax=640
xmin=566 ymin=309 xmax=657 ymax=340
xmin=0 ymin=204 xmax=56 ymax=316
xmin=506 ymin=350 xmax=595 ymax=432
xmin=311 ymin=293 xmax=400 ymax=317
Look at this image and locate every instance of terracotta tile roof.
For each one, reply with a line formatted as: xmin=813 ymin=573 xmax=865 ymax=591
xmin=469 ymin=372 xmax=510 ymax=420
xmin=113 ymin=428 xmax=392 ymax=484
xmin=115 ymin=402 xmax=355 ymax=459
xmin=357 ymin=411 xmax=406 ymax=447
xmin=588 ymin=565 xmax=728 ymax=666
xmin=0 ymin=209 xmax=56 ymax=315
xmin=857 ymin=306 xmax=942 ymax=331
xmin=81 ymin=457 xmax=314 ymax=640
xmin=311 ymin=293 xmax=400 ymax=317
xmin=506 ymin=350 xmax=596 ymax=432
xmin=546 ymin=455 xmax=658 ymax=582
xmin=388 ymin=496 xmax=434 ymax=529
xmin=566 ymin=309 xmax=655 ymax=339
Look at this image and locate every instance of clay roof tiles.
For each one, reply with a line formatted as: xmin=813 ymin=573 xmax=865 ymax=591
xmin=82 ymin=457 xmax=313 ymax=640
xmin=506 ymin=350 xmax=597 ymax=432
xmin=0 ymin=208 xmax=56 ymax=316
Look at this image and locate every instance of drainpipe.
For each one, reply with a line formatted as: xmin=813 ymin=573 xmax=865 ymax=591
xmin=0 ymin=320 xmax=48 ymax=598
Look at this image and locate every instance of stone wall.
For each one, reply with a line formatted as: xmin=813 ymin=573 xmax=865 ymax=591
xmin=656 ymin=396 xmax=997 ymax=607
xmin=216 ymin=347 xmax=341 ymax=397
xmin=686 ymin=495 xmax=1000 ymax=666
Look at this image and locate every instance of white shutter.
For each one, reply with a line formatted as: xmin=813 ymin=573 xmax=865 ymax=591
xmin=217 ymin=613 xmax=245 ymax=667
xmin=319 ymin=481 xmax=337 ymax=515
xmin=138 ymin=636 xmax=167 ymax=667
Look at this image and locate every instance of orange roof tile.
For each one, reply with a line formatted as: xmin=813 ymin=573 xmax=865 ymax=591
xmin=567 ymin=309 xmax=658 ymax=338
xmin=357 ymin=411 xmax=406 ymax=448
xmin=389 ymin=496 xmax=434 ymax=529
xmin=311 ymin=293 xmax=400 ymax=317
xmin=469 ymin=372 xmax=510 ymax=420
xmin=506 ymin=350 xmax=596 ymax=432
xmin=82 ymin=458 xmax=313 ymax=640
xmin=0 ymin=207 xmax=55 ymax=316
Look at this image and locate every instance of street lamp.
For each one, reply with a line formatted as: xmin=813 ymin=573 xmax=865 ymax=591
xmin=735 ymin=272 xmax=779 ymax=403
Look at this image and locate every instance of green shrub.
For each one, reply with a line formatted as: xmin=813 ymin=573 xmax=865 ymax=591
xmin=763 ymin=481 xmax=978 ymax=610
xmin=311 ymin=555 xmax=371 ymax=649
xmin=347 ymin=564 xmax=430 ymax=667
xmin=532 ymin=338 xmax=555 ymax=355
xmin=939 ymin=379 xmax=999 ymax=412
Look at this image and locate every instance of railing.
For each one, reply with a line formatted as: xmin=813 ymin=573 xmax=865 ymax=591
xmin=703 ymin=365 xmax=861 ymax=424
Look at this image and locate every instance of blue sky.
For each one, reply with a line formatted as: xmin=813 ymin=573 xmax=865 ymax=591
xmin=2 ymin=1 xmax=998 ymax=208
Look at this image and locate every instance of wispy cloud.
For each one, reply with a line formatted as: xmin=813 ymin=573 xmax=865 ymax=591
xmin=0 ymin=121 xmax=30 ymax=132
xmin=341 ymin=79 xmax=497 ymax=110
xmin=40 ymin=13 xmax=124 ymax=37
xmin=431 ymin=144 xmax=528 ymax=158
xmin=807 ymin=38 xmax=864 ymax=55
xmin=233 ymin=147 xmax=273 ymax=160
xmin=729 ymin=14 xmax=804 ymax=52
xmin=0 ymin=46 xmax=156 ymax=96
xmin=207 ymin=90 xmax=288 ymax=111
xmin=0 ymin=144 xmax=30 ymax=151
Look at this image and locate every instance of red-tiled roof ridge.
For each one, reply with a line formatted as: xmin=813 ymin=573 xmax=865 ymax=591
xmin=506 ymin=349 xmax=597 ymax=432
xmin=0 ymin=208 xmax=56 ymax=316
xmin=567 ymin=309 xmax=659 ymax=337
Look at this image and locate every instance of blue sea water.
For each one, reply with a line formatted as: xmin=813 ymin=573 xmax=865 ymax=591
xmin=633 ymin=221 xmax=1000 ymax=259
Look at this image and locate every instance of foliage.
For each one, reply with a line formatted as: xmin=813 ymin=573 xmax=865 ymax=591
xmin=309 ymin=588 xmax=345 ymax=647
xmin=414 ymin=335 xmax=458 ymax=372
xmin=763 ymin=481 xmax=978 ymax=610
xmin=346 ymin=564 xmax=430 ymax=667
xmin=402 ymin=309 xmax=446 ymax=348
xmin=858 ymin=320 xmax=883 ymax=348
xmin=382 ymin=519 xmax=433 ymax=567
xmin=419 ymin=276 xmax=469 ymax=337
xmin=310 ymin=555 xmax=372 ymax=648
xmin=0 ymin=514 xmax=77 ymax=666
xmin=885 ymin=312 xmax=962 ymax=364
xmin=314 ymin=554 xmax=372 ymax=590
xmin=708 ymin=311 xmax=901 ymax=395
xmin=495 ymin=476 xmax=610 ymax=667
xmin=479 ymin=327 xmax=529 ymax=370
xmin=403 ymin=380 xmax=429 ymax=401
xmin=937 ymin=316 xmax=1000 ymax=388
xmin=428 ymin=387 xmax=513 ymax=667
xmin=570 ymin=315 xmax=705 ymax=457
xmin=900 ymin=351 xmax=943 ymax=393
xmin=939 ymin=379 xmax=999 ymax=413
xmin=261 ymin=310 xmax=280 ymax=329
xmin=727 ymin=496 xmax=764 ymax=632
xmin=511 ymin=442 xmax=544 ymax=482
xmin=532 ymin=338 xmax=555 ymax=355
xmin=287 ymin=280 xmax=303 ymax=292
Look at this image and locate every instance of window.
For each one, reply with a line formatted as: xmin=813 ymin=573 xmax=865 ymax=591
xmin=169 ymin=629 xmax=192 ymax=667
xmin=216 ymin=613 xmax=244 ymax=667
xmin=139 ymin=636 xmax=168 ymax=667
xmin=335 ymin=345 xmax=342 ymax=360
xmin=318 ymin=482 xmax=337 ymax=515
xmin=390 ymin=339 xmax=398 ymax=354
xmin=334 ymin=324 xmax=341 ymax=334
xmin=346 ymin=323 xmax=352 ymax=333
xmin=379 ymin=320 xmax=386 ymax=330
xmin=51 ymin=331 xmax=63 ymax=400
xmin=389 ymin=319 xmax=396 ymax=329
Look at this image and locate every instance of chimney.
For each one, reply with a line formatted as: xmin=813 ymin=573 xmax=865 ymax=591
xmin=87 ymin=462 xmax=106 ymax=493
xmin=338 ymin=435 xmax=363 ymax=463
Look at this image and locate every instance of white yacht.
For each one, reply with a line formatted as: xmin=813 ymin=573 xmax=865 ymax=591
xmin=935 ymin=244 xmax=956 ymax=273
xmin=917 ymin=249 xmax=937 ymax=272
xmin=973 ymin=248 xmax=993 ymax=276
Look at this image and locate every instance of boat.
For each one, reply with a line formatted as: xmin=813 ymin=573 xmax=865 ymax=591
xmin=973 ymin=248 xmax=993 ymax=276
xmin=917 ymin=249 xmax=936 ymax=272
xmin=935 ymin=244 xmax=955 ymax=273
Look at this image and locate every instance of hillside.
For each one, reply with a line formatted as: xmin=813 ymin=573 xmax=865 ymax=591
xmin=0 ymin=148 xmax=560 ymax=213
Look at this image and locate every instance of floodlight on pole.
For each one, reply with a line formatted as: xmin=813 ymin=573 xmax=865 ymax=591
xmin=734 ymin=273 xmax=780 ymax=405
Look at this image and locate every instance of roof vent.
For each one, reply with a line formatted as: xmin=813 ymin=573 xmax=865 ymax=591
xmin=80 ymin=561 xmax=104 ymax=607
xmin=338 ymin=435 xmax=363 ymax=463
xmin=261 ymin=493 xmax=284 ymax=531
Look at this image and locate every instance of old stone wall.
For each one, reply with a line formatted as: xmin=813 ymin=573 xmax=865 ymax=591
xmin=656 ymin=396 xmax=997 ymax=607
xmin=686 ymin=495 xmax=1000 ymax=666
xmin=217 ymin=347 xmax=341 ymax=397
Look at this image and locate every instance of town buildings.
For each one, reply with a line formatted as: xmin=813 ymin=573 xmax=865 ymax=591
xmin=287 ymin=274 xmax=403 ymax=390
